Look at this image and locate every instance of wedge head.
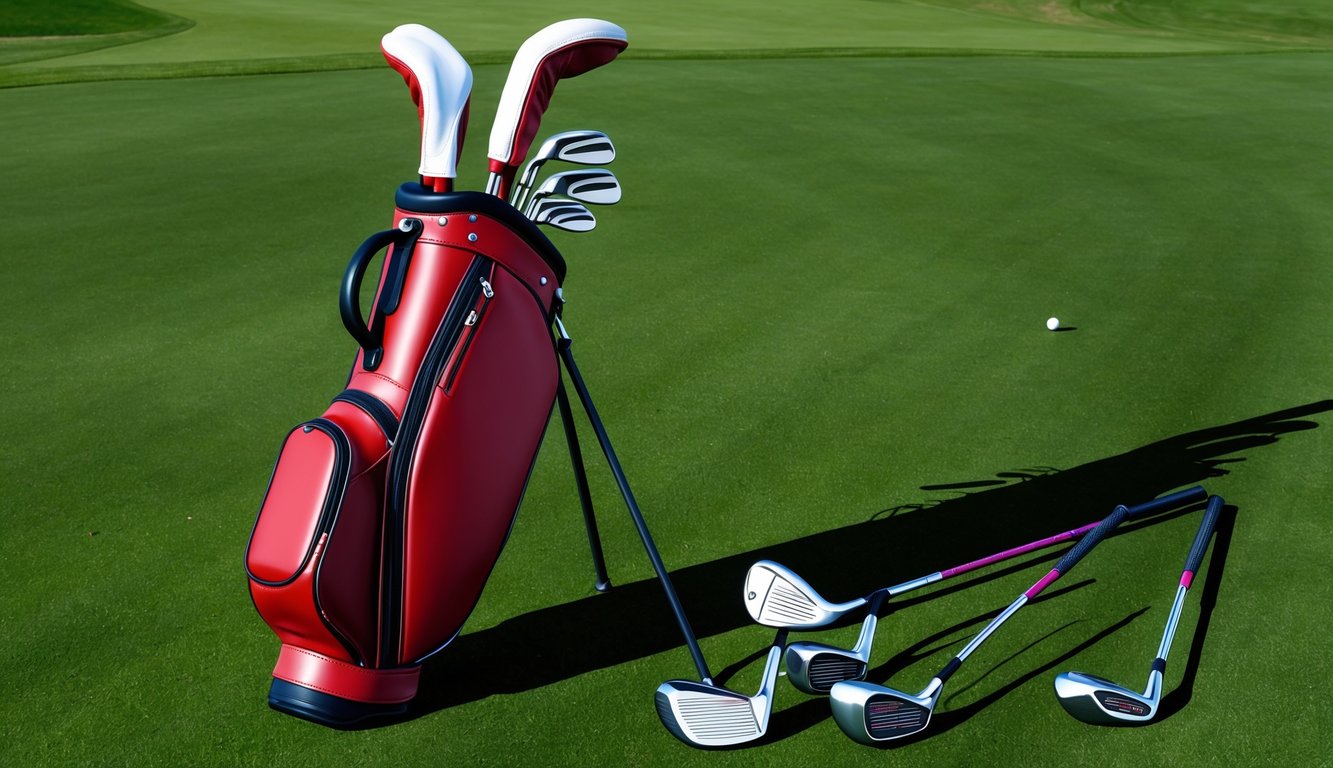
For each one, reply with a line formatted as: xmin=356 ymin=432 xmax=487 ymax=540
xmin=744 ymin=560 xmax=866 ymax=629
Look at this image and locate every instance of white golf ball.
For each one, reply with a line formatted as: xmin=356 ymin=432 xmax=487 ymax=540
xmin=1046 ymin=317 xmax=1060 ymax=331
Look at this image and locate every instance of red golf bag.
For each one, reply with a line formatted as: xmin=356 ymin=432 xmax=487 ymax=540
xmin=245 ymin=184 xmax=576 ymax=725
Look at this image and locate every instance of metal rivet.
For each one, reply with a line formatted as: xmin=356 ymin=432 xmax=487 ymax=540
xmin=468 ymin=214 xmax=478 ymax=223
xmin=540 ymin=277 xmax=548 ymax=286
xmin=468 ymin=233 xmax=478 ymax=242
xmin=398 ymin=219 xmax=412 ymax=231
xmin=438 ymin=216 xmax=448 ymax=226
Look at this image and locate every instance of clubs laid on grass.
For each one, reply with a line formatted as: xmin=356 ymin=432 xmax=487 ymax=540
xmin=531 ymin=199 xmax=596 ymax=232
xmin=655 ymin=631 xmax=787 ymax=748
xmin=1054 ymin=495 xmax=1224 ymax=725
xmin=745 ymin=486 xmax=1207 ymax=636
xmin=380 ymin=24 xmax=472 ymax=192
xmin=511 ymin=130 xmax=616 ymax=211
xmin=829 ymin=504 xmax=1133 ymax=744
xmin=766 ymin=488 xmax=1206 ymax=696
xmin=485 ymin=19 xmax=627 ymax=198
xmin=523 ymin=169 xmax=621 ymax=216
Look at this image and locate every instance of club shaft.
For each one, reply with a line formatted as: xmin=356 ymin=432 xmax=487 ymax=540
xmin=1155 ymin=494 xmax=1222 ymax=662
xmin=1154 ymin=584 xmax=1189 ymax=662
xmin=955 ymin=594 xmax=1028 ymax=664
xmin=882 ymin=486 xmax=1206 ymax=601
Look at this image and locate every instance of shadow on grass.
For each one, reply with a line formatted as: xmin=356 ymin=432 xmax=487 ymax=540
xmin=405 ymin=400 xmax=1326 ymax=725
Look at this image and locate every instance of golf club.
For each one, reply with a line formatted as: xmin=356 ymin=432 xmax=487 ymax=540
xmin=532 ymin=200 xmax=597 ymax=232
xmin=511 ymin=130 xmax=616 ymax=212
xmin=777 ymin=485 xmax=1206 ymax=694
xmin=655 ymin=630 xmax=787 ymax=748
xmin=484 ymin=19 xmax=627 ymax=198
xmin=1053 ymin=494 xmax=1224 ymax=725
xmin=523 ymin=169 xmax=621 ymax=216
xmin=380 ymin=24 xmax=472 ymax=192
xmin=746 ymin=486 xmax=1207 ymax=630
xmin=830 ymin=502 xmax=1133 ymax=744
xmin=786 ymin=590 xmax=888 ymax=695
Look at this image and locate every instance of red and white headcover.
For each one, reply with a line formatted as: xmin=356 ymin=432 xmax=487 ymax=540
xmin=381 ymin=24 xmax=473 ymax=184
xmin=487 ymin=19 xmax=628 ymax=175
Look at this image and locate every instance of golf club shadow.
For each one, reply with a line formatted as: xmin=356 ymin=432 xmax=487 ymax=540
xmin=1151 ymin=502 xmax=1236 ymax=723
xmin=397 ymin=401 xmax=1324 ymax=725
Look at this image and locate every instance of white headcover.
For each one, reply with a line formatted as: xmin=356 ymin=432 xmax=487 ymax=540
xmin=487 ymin=18 xmax=627 ymax=169
xmin=381 ymin=24 xmax=473 ymax=179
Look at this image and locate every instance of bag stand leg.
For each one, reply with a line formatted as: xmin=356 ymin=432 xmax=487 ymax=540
xmin=554 ymin=316 xmax=714 ymax=684
xmin=555 ymin=379 xmax=613 ymax=593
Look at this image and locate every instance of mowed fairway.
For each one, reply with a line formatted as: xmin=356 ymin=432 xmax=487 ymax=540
xmin=1 ymin=2 xmax=1330 ymax=766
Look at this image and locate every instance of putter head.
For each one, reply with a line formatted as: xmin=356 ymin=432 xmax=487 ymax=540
xmin=830 ymin=680 xmax=939 ymax=744
xmin=743 ymin=560 xmax=866 ymax=629
xmin=1054 ymin=671 xmax=1159 ymax=725
xmin=654 ymin=644 xmax=782 ymax=747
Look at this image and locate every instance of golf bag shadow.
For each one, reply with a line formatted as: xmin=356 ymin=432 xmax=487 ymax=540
xmin=245 ymin=183 xmax=577 ymax=726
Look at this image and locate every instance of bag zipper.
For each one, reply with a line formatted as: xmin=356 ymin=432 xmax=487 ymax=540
xmin=380 ymin=256 xmax=491 ymax=664
xmin=441 ymin=274 xmax=495 ymax=395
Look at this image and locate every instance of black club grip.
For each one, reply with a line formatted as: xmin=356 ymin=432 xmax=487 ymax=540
xmin=1127 ymin=485 xmax=1207 ymax=518
xmin=1053 ymin=504 xmax=1130 ymax=575
xmin=1183 ymin=496 xmax=1224 ymax=574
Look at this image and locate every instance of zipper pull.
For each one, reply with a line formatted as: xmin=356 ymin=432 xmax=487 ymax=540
xmin=464 ymin=310 xmax=479 ymax=327
xmin=480 ymin=278 xmax=494 ymax=299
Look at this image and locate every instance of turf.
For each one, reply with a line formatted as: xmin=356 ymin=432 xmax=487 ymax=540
xmin=1 ymin=2 xmax=1330 ymax=766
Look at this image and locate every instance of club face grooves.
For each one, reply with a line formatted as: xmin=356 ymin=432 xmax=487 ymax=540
xmin=654 ymin=681 xmax=762 ymax=747
xmin=865 ymin=695 xmax=931 ymax=739
xmin=806 ymin=655 xmax=867 ymax=694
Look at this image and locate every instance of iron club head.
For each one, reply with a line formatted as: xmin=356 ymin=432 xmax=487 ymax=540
xmin=1054 ymin=669 xmax=1162 ymax=725
xmin=655 ymin=636 xmax=785 ymax=748
xmin=784 ymin=591 xmax=885 ymax=694
xmin=830 ymin=678 xmax=944 ymax=744
xmin=743 ymin=560 xmax=867 ymax=629
xmin=531 ymin=199 xmax=596 ymax=232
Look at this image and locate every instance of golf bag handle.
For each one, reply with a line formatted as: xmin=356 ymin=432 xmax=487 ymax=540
xmin=1053 ymin=504 xmax=1129 ymax=575
xmin=1184 ymin=496 xmax=1223 ymax=574
xmin=339 ymin=219 xmax=423 ymax=371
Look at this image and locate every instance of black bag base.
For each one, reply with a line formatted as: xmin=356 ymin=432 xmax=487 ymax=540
xmin=268 ymin=678 xmax=410 ymax=729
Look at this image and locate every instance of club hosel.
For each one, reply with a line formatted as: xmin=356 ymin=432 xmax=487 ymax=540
xmin=1145 ymin=661 xmax=1165 ymax=701
xmin=935 ymin=657 xmax=963 ymax=685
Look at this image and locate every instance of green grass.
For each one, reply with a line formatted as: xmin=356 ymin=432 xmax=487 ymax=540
xmin=0 ymin=2 xmax=1330 ymax=766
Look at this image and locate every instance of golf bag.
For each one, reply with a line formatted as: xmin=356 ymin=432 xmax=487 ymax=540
xmin=245 ymin=184 xmax=574 ymax=726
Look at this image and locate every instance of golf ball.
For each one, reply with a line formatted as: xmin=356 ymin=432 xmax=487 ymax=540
xmin=1046 ymin=317 xmax=1060 ymax=331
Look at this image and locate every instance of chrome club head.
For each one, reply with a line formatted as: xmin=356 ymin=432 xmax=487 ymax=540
xmin=524 ymin=169 xmax=621 ymax=215
xmin=654 ymin=641 xmax=783 ymax=748
xmin=785 ymin=594 xmax=882 ymax=693
xmin=1054 ymin=670 xmax=1161 ymax=725
xmin=743 ymin=560 xmax=866 ymax=629
xmin=511 ymin=130 xmax=615 ymax=209
xmin=531 ymin=199 xmax=596 ymax=232
xmin=830 ymin=679 xmax=942 ymax=744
